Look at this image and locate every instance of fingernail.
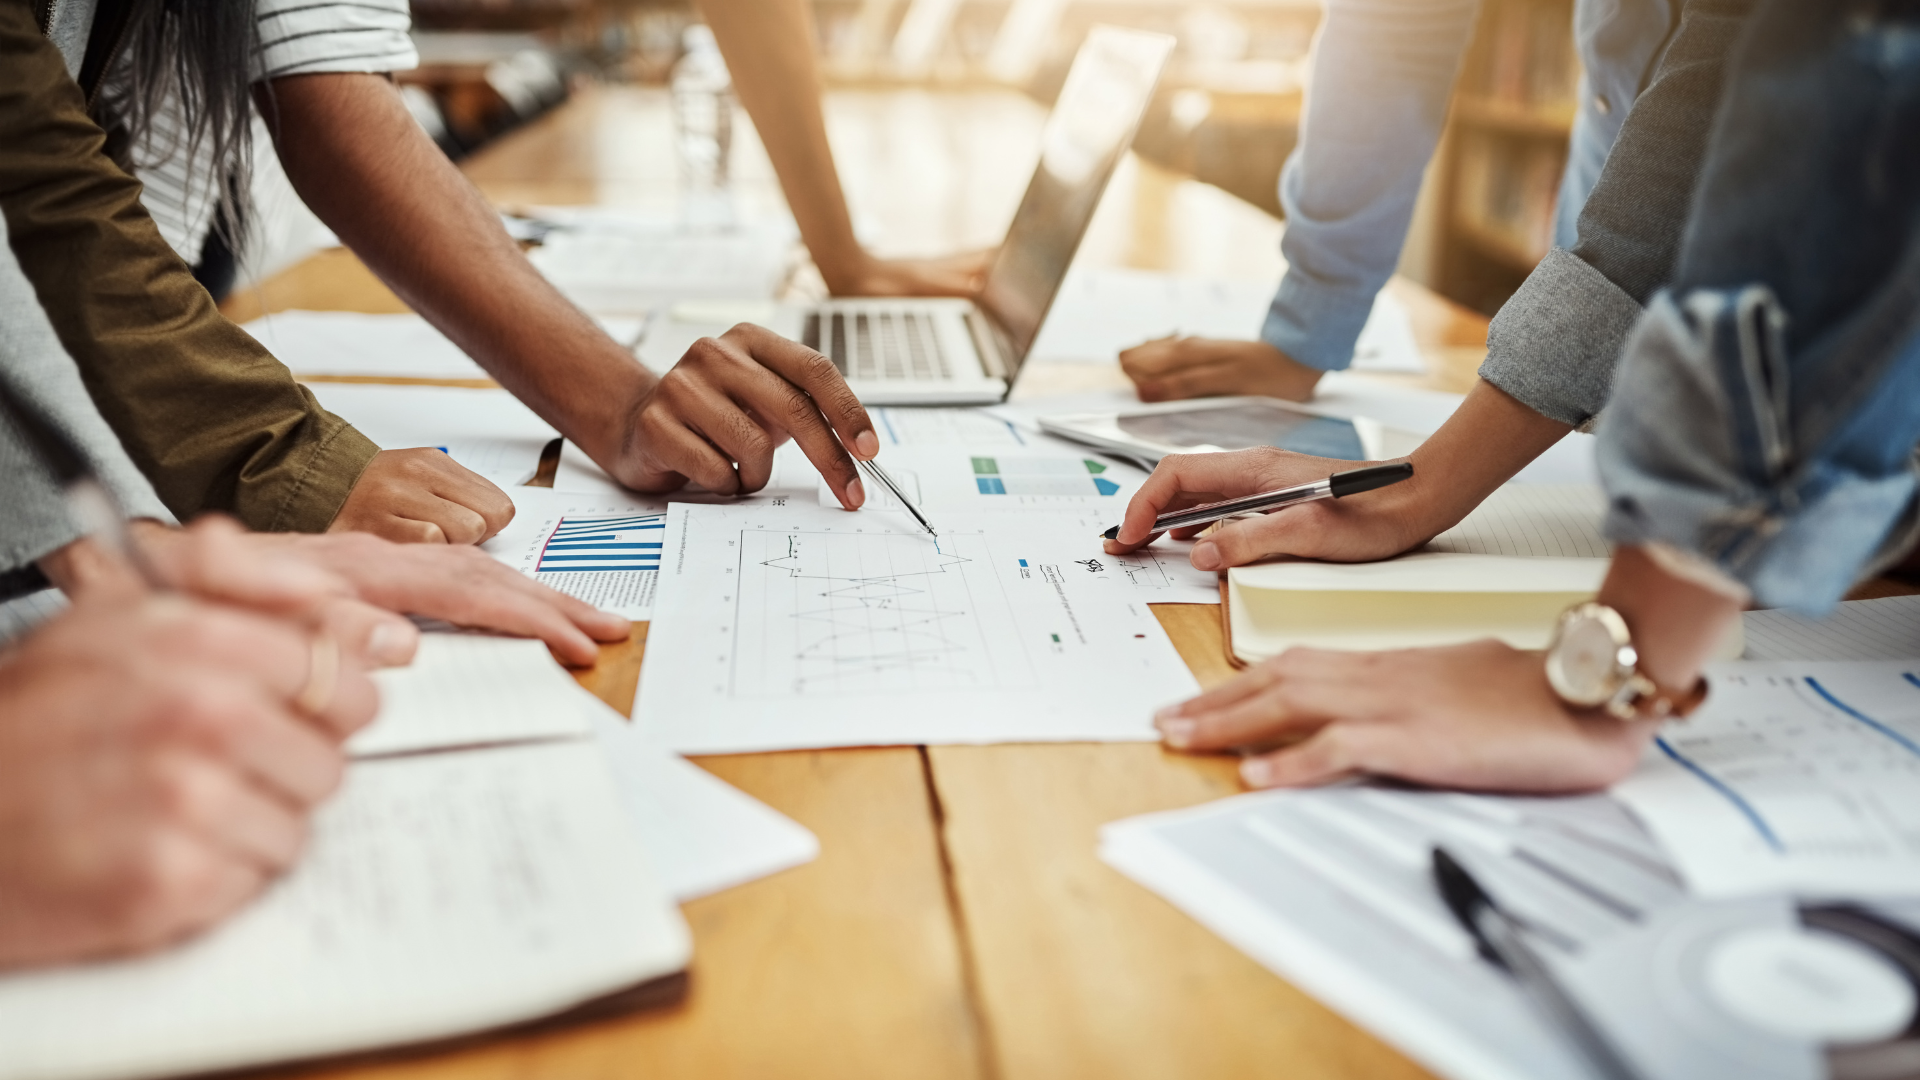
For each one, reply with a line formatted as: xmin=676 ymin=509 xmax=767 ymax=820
xmin=855 ymin=430 xmax=880 ymax=459
xmin=1191 ymin=542 xmax=1220 ymax=571
xmin=1240 ymin=757 xmax=1273 ymax=788
xmin=368 ymin=620 xmax=418 ymax=666
xmin=846 ymin=477 xmax=865 ymax=508
xmin=1157 ymin=716 xmax=1196 ymax=749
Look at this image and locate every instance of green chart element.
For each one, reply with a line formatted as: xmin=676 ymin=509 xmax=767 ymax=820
xmin=971 ymin=457 xmax=1120 ymax=496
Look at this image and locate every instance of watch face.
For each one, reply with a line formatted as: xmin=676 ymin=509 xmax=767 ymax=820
xmin=1547 ymin=613 xmax=1626 ymax=706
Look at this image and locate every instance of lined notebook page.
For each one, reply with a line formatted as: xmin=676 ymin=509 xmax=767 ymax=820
xmin=1426 ymin=485 xmax=1610 ymax=559
xmin=0 ymin=741 xmax=689 ymax=1080
xmin=352 ymin=634 xmax=592 ymax=757
xmin=1742 ymin=595 xmax=1920 ymax=661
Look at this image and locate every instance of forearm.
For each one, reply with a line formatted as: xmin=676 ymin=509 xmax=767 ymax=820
xmin=699 ymin=0 xmax=868 ymax=292
xmin=1267 ymin=0 xmax=1477 ymax=370
xmin=1401 ymin=379 xmax=1572 ymax=536
xmin=258 ymin=74 xmax=653 ymax=472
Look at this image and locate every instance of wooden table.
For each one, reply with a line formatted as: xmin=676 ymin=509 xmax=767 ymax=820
xmin=226 ymin=85 xmax=1491 ymax=1080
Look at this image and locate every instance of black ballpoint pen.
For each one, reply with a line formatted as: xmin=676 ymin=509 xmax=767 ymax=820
xmin=1432 ymin=848 xmax=1646 ymax=1080
xmin=1100 ymin=461 xmax=1413 ymax=541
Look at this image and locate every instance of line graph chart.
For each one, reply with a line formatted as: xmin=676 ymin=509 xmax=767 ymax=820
xmin=730 ymin=528 xmax=1033 ymax=698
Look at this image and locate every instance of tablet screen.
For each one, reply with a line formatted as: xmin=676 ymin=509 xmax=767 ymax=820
xmin=1115 ymin=401 xmax=1366 ymax=460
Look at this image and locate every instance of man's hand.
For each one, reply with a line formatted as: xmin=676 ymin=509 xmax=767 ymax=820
xmin=826 ymin=249 xmax=995 ymax=298
xmin=1120 ymin=337 xmax=1325 ymax=403
xmin=329 ymin=448 xmax=516 ymax=544
xmin=614 ymin=323 xmax=880 ymax=508
xmin=1153 ymin=641 xmax=1655 ymax=793
xmin=0 ymin=589 xmax=377 ymax=969
xmin=1104 ymin=447 xmax=1444 ymax=570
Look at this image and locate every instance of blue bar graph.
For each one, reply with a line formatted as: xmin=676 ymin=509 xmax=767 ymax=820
xmin=536 ymin=514 xmax=666 ymax=574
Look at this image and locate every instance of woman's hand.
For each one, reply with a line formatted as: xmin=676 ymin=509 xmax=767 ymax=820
xmin=1154 ymin=640 xmax=1657 ymax=793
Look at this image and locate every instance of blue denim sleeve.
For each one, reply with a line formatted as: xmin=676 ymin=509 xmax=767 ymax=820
xmin=1595 ymin=0 xmax=1920 ymax=615
xmin=1260 ymin=0 xmax=1477 ymax=372
xmin=1597 ymin=289 xmax=1920 ymax=615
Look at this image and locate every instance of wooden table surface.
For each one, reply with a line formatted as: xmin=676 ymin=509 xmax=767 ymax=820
xmin=225 ymin=85 xmax=1489 ymax=1080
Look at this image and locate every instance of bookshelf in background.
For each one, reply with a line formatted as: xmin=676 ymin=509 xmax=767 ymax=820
xmin=1424 ymin=0 xmax=1579 ymax=316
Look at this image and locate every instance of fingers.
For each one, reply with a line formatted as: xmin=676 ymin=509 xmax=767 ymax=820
xmin=645 ymin=327 xmax=874 ymax=509
xmin=331 ymin=449 xmax=515 ymax=545
xmin=716 ymin=326 xmax=875 ymax=505
xmin=318 ymin=597 xmax=420 ymax=668
xmin=1110 ymin=450 xmax=1277 ymax=549
xmin=115 ymin=829 xmax=271 ymax=955
xmin=1156 ymin=650 xmax=1381 ymax=751
xmin=1239 ymin=724 xmax=1375 ymax=789
xmin=299 ymin=541 xmax=629 ymax=666
xmin=147 ymin=516 xmax=350 ymax=615
xmin=151 ymin=753 xmax=310 ymax=871
xmin=143 ymin=673 xmax=348 ymax=805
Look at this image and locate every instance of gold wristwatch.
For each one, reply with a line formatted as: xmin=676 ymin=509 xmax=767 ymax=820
xmin=1543 ymin=602 xmax=1708 ymax=721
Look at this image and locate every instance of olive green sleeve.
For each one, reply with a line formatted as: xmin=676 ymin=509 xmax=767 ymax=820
xmin=0 ymin=0 xmax=378 ymax=532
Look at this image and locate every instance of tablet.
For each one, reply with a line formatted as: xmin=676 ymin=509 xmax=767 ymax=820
xmin=1037 ymin=396 xmax=1385 ymax=464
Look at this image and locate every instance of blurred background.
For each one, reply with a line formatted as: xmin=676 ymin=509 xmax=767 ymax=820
xmin=267 ymin=0 xmax=1583 ymax=317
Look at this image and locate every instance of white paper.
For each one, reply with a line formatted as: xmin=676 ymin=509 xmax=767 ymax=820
xmin=551 ymin=439 xmax=825 ymax=500
xmin=483 ymin=487 xmax=674 ymax=619
xmin=1426 ymin=483 xmax=1610 ymax=559
xmin=351 ymin=634 xmax=593 ymax=757
xmin=586 ymin=701 xmax=819 ymax=901
xmin=1101 ymin=787 xmax=1688 ymax=1080
xmin=1231 ymin=551 xmax=1606 ymax=595
xmin=1616 ymin=659 xmax=1920 ymax=898
xmin=871 ymin=406 xmax=1031 ymax=448
xmin=823 ymin=444 xmax=1148 ymax=514
xmin=1742 ymin=595 xmax=1920 ymax=662
xmin=246 ymin=311 xmax=644 ymax=380
xmin=302 ymin=383 xmax=559 ymax=488
xmin=528 ymin=224 xmax=791 ymax=315
xmin=0 ymin=741 xmax=689 ymax=1080
xmin=635 ymin=501 xmax=1200 ymax=753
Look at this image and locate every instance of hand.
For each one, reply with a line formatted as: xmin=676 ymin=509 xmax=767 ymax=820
xmin=1120 ymin=337 xmax=1325 ymax=403
xmin=826 ymin=249 xmax=995 ymax=298
xmin=0 ymin=589 xmax=377 ymax=969
xmin=329 ymin=448 xmax=516 ymax=544
xmin=1154 ymin=641 xmax=1655 ymax=793
xmin=1103 ymin=447 xmax=1445 ymax=570
xmin=238 ymin=532 xmax=631 ymax=667
xmin=612 ymin=323 xmax=879 ymax=508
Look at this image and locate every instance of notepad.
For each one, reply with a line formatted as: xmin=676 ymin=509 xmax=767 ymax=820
xmin=0 ymin=635 xmax=691 ymax=1080
xmin=1224 ymin=485 xmax=1611 ymax=662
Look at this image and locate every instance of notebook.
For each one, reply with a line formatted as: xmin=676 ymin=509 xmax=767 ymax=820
xmin=0 ymin=634 xmax=692 ymax=1080
xmin=1222 ymin=485 xmax=1611 ymax=664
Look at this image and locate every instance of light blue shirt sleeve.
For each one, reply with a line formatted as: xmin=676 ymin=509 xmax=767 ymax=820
xmin=1262 ymin=0 xmax=1479 ymax=372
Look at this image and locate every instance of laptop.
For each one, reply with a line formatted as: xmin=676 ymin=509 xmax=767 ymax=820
xmin=638 ymin=25 xmax=1176 ymax=405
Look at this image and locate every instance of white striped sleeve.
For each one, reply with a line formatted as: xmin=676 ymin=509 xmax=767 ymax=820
xmin=251 ymin=0 xmax=418 ymax=81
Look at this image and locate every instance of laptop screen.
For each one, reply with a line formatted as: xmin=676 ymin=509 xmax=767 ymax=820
xmin=976 ymin=27 xmax=1174 ymax=375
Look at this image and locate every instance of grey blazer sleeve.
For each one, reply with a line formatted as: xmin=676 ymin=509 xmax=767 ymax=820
xmin=1478 ymin=0 xmax=1754 ymax=429
xmin=0 ymin=212 xmax=172 ymax=593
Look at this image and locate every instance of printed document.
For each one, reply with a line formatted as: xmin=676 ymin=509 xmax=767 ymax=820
xmin=1616 ymin=659 xmax=1920 ymax=897
xmin=1102 ymin=787 xmax=1689 ymax=1080
xmin=1743 ymin=594 xmax=1920 ymax=661
xmin=484 ymin=487 xmax=675 ymax=619
xmin=635 ymin=501 xmax=1200 ymax=752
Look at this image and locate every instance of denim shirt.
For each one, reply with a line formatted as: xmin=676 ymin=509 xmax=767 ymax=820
xmin=1597 ymin=0 xmax=1920 ymax=614
xmin=1262 ymin=0 xmax=1676 ymax=372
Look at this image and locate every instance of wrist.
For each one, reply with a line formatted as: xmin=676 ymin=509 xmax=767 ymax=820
xmin=1595 ymin=545 xmax=1743 ymax=695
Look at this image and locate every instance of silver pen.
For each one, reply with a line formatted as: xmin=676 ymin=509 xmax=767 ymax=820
xmin=1100 ymin=461 xmax=1413 ymax=541
xmin=857 ymin=458 xmax=938 ymax=538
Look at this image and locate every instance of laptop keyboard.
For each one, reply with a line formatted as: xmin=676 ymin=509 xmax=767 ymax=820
xmin=802 ymin=311 xmax=952 ymax=381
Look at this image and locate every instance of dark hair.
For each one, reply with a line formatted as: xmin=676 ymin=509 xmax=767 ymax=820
xmin=102 ymin=0 xmax=262 ymax=254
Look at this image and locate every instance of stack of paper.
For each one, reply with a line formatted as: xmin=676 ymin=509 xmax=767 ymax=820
xmin=1224 ymin=484 xmax=1611 ymax=660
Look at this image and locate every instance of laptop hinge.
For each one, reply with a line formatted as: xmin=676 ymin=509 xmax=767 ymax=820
xmin=965 ymin=309 xmax=1012 ymax=381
